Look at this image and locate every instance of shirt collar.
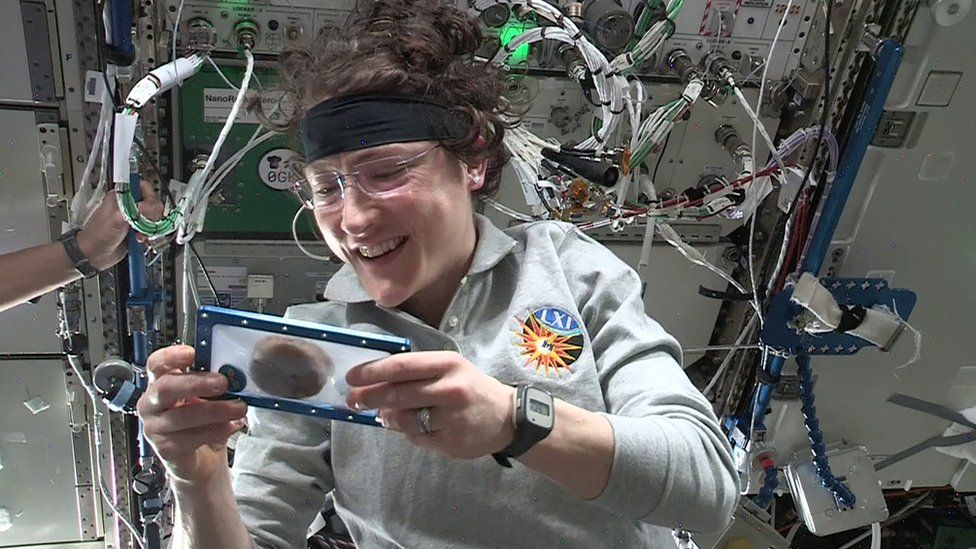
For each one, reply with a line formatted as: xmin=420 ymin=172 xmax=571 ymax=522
xmin=322 ymin=213 xmax=518 ymax=304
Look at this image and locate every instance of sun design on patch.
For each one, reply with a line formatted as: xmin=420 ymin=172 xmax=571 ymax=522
xmin=514 ymin=314 xmax=582 ymax=377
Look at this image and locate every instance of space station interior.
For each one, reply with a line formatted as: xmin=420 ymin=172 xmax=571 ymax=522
xmin=0 ymin=0 xmax=974 ymax=547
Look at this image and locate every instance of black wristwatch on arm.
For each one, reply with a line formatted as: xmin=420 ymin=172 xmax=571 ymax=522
xmin=59 ymin=228 xmax=99 ymax=278
xmin=492 ymin=384 xmax=555 ymax=468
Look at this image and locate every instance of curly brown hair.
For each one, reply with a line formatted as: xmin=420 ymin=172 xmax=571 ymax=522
xmin=264 ymin=0 xmax=514 ymax=196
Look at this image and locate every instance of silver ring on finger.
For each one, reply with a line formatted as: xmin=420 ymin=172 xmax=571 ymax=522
xmin=416 ymin=407 xmax=433 ymax=434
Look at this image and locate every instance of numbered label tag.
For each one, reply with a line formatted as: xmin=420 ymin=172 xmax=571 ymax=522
xmin=258 ymin=148 xmax=299 ymax=190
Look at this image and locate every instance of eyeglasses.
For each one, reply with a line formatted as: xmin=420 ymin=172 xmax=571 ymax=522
xmin=294 ymin=145 xmax=439 ymax=211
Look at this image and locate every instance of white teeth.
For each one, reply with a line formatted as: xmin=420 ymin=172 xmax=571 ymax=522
xmin=358 ymin=237 xmax=405 ymax=259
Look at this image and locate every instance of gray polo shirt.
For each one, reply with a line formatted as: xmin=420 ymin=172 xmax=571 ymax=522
xmin=231 ymin=215 xmax=738 ymax=548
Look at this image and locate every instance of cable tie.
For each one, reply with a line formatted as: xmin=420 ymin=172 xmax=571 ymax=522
xmin=756 ymin=369 xmax=781 ymax=385
xmin=664 ymin=17 xmax=676 ymax=38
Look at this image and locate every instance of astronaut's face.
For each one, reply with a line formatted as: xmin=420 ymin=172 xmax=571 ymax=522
xmin=308 ymin=141 xmax=483 ymax=322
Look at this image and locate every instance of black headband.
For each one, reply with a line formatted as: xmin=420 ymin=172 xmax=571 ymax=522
xmin=301 ymin=94 xmax=468 ymax=162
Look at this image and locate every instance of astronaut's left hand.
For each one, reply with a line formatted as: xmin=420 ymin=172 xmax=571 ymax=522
xmin=345 ymin=351 xmax=516 ymax=459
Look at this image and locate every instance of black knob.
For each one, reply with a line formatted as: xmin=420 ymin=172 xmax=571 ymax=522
xmin=541 ymin=148 xmax=620 ymax=187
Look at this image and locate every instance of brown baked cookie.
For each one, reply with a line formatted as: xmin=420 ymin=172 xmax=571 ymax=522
xmin=248 ymin=334 xmax=334 ymax=399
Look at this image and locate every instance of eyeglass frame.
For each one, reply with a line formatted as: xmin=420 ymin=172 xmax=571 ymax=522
xmin=293 ymin=144 xmax=441 ymax=211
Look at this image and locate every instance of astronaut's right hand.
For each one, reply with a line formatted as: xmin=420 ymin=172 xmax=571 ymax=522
xmin=137 ymin=345 xmax=248 ymax=485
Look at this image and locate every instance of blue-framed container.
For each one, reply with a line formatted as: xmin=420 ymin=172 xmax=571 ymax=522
xmin=193 ymin=305 xmax=411 ymax=426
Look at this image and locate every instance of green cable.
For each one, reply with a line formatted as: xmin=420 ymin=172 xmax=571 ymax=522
xmin=631 ymin=98 xmax=686 ymax=165
xmin=118 ymin=184 xmax=182 ymax=237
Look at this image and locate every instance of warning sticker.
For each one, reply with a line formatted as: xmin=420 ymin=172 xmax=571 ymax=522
xmin=700 ymin=0 xmax=742 ymax=36
xmin=203 ymin=89 xmax=286 ymax=125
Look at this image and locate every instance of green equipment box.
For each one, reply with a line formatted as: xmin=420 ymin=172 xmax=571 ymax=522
xmin=179 ymin=61 xmax=317 ymax=238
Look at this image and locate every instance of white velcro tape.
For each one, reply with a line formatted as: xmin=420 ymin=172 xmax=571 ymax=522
xmin=790 ymin=272 xmax=908 ymax=351
xmin=790 ymin=272 xmax=842 ymax=329
xmin=112 ymin=112 xmax=139 ymax=184
xmin=849 ymin=306 xmax=908 ymax=352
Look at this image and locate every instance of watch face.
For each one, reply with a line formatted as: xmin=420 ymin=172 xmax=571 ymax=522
xmin=524 ymin=387 xmax=554 ymax=429
xmin=528 ymin=399 xmax=550 ymax=416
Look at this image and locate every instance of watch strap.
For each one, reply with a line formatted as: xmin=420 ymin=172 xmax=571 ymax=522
xmin=60 ymin=229 xmax=99 ymax=278
xmin=492 ymin=384 xmax=552 ymax=468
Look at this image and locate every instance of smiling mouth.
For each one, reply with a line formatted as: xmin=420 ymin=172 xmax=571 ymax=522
xmin=357 ymin=237 xmax=407 ymax=259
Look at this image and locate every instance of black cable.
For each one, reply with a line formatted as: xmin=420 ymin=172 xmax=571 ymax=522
xmin=149 ymin=178 xmax=219 ymax=304
xmin=133 ymin=137 xmax=219 ymax=306
xmin=758 ymin=0 xmax=833 ymax=306
xmin=188 ymin=240 xmax=220 ymax=303
xmin=132 ymin=138 xmax=178 ymax=211
xmin=534 ymin=185 xmax=556 ymax=214
xmin=790 ymin=0 xmax=832 ymax=216
xmin=94 ymin=2 xmax=122 ymax=110
xmin=651 ymin=131 xmax=672 ymax=185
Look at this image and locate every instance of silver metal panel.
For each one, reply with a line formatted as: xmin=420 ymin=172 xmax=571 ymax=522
xmin=0 ymin=109 xmax=61 ymax=354
xmin=0 ymin=359 xmax=87 ymax=546
xmin=66 ymin=369 xmax=101 ymax=542
xmin=19 ymin=0 xmax=57 ymax=103
xmin=185 ymin=240 xmax=341 ymax=314
xmin=4 ymin=541 xmax=106 ymax=549
xmin=485 ymin=81 xmax=777 ymax=238
xmin=761 ymin=9 xmax=976 ymax=488
xmin=607 ymin=242 xmax=733 ymax=355
xmin=784 ymin=445 xmax=888 ymax=535
xmin=0 ymin=2 xmax=33 ymax=102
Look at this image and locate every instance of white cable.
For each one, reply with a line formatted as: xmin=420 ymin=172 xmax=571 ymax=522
xmin=72 ymin=65 xmax=119 ymax=226
xmin=837 ymin=493 xmax=929 ymax=549
xmin=190 ymin=49 xmax=251 ymax=184
xmin=101 ymin=2 xmax=112 ymax=44
xmin=205 ymin=55 xmax=240 ymax=91
xmin=292 ymin=206 xmax=332 ymax=261
xmin=62 ymin=350 xmax=145 ymax=549
xmin=203 ymin=99 xmax=283 ymax=197
xmin=126 ymin=55 xmax=204 ymax=109
xmin=483 ymin=198 xmax=535 ymax=222
xmin=70 ymin=88 xmax=112 ymax=226
xmin=492 ymin=6 xmax=627 ymax=150
xmin=93 ymin=107 xmax=112 ymax=204
xmin=59 ymin=292 xmax=143 ymax=548
xmin=748 ymin=0 xmax=793 ymax=186
xmin=747 ymin=197 xmax=764 ymax=328
xmin=202 ymin=130 xmax=278 ymax=197
xmin=837 ymin=523 xmax=878 ymax=549
xmin=657 ymin=222 xmax=761 ymax=319
xmin=738 ymin=14 xmax=794 ymax=327
xmin=703 ymin=315 xmax=758 ymax=397
xmin=176 ymin=49 xmax=254 ymax=244
xmin=731 ymin=85 xmax=785 ymax=174
xmin=171 ymin=0 xmax=186 ymax=83
xmin=750 ymin=0 xmax=795 ymax=181
xmin=181 ymin=246 xmax=194 ymax=344
xmin=869 ymin=522 xmax=881 ymax=549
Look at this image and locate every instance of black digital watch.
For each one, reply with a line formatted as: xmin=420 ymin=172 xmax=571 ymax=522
xmin=492 ymin=384 xmax=555 ymax=468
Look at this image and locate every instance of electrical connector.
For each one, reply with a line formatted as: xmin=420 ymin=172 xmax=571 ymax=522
xmin=125 ymin=55 xmax=205 ymax=109
xmin=667 ymin=49 xmax=700 ymax=85
xmin=703 ymin=52 xmax=734 ymax=82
